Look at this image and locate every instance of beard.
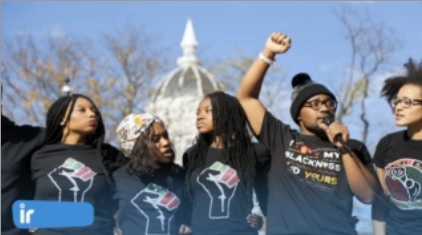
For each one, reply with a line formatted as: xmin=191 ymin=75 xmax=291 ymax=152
xmin=307 ymin=125 xmax=329 ymax=140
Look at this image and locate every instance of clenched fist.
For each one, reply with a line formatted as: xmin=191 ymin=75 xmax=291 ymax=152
xmin=265 ymin=32 xmax=291 ymax=54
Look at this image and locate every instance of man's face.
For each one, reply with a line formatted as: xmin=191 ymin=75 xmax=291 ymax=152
xmin=297 ymin=94 xmax=337 ymax=136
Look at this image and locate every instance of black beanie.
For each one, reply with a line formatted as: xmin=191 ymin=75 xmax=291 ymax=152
xmin=290 ymin=73 xmax=336 ymax=124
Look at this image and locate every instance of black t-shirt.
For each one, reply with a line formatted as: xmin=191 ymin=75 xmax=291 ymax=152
xmin=1 ymin=115 xmax=45 ymax=235
xmin=258 ymin=111 xmax=372 ymax=235
xmin=253 ymin=143 xmax=271 ymax=216
xmin=183 ymin=143 xmax=270 ymax=235
xmin=113 ymin=164 xmax=188 ymax=235
xmin=31 ymin=144 xmax=118 ymax=235
xmin=372 ymin=131 xmax=422 ymax=235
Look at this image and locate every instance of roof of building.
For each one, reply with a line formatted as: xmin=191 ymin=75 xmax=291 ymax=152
xmin=151 ymin=18 xmax=223 ymax=101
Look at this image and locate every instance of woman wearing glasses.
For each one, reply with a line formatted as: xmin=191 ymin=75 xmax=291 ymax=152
xmin=372 ymin=59 xmax=422 ymax=235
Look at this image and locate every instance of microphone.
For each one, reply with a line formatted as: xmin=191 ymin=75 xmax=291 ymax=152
xmin=322 ymin=117 xmax=345 ymax=144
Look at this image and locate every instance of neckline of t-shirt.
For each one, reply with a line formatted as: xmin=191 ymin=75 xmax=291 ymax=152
xmin=298 ymin=133 xmax=323 ymax=140
xmin=208 ymin=146 xmax=225 ymax=151
xmin=403 ymin=131 xmax=422 ymax=143
xmin=45 ymin=143 xmax=95 ymax=150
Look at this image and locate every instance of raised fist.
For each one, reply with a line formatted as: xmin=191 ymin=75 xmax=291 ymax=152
xmin=131 ymin=183 xmax=180 ymax=234
xmin=197 ymin=162 xmax=240 ymax=219
xmin=265 ymin=32 xmax=291 ymax=54
xmin=48 ymin=158 xmax=96 ymax=202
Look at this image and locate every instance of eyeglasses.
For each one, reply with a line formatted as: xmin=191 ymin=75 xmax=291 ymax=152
xmin=391 ymin=97 xmax=422 ymax=109
xmin=303 ymin=99 xmax=337 ymax=111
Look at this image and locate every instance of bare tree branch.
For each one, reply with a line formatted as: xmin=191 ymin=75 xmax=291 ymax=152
xmin=333 ymin=5 xmax=402 ymax=143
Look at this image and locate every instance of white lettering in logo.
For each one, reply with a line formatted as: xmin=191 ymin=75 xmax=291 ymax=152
xmin=19 ymin=203 xmax=34 ymax=224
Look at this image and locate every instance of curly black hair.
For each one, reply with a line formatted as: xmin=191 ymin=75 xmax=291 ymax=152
xmin=381 ymin=58 xmax=422 ymax=103
xmin=127 ymin=122 xmax=175 ymax=176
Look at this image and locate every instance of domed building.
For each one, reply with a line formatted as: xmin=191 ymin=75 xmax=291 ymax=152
xmin=146 ymin=19 xmax=224 ymax=165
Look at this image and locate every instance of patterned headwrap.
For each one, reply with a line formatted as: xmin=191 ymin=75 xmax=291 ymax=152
xmin=116 ymin=113 xmax=163 ymax=157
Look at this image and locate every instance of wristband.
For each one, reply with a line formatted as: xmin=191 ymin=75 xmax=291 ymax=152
xmin=338 ymin=147 xmax=348 ymax=156
xmin=258 ymin=52 xmax=275 ymax=65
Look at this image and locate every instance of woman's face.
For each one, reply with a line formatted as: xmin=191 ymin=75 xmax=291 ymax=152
xmin=196 ymin=97 xmax=214 ymax=134
xmin=151 ymin=122 xmax=174 ymax=165
xmin=64 ymin=97 xmax=99 ymax=137
xmin=393 ymin=84 xmax=422 ymax=127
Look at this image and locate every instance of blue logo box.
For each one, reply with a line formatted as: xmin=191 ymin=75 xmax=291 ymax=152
xmin=13 ymin=200 xmax=94 ymax=229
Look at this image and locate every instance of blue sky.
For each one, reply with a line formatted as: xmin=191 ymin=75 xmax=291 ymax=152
xmin=3 ymin=1 xmax=421 ymax=75
xmin=3 ymin=1 xmax=421 ymax=137
xmin=2 ymin=2 xmax=421 ymax=232
xmin=2 ymin=1 xmax=421 ymax=143
xmin=2 ymin=1 xmax=422 ymax=128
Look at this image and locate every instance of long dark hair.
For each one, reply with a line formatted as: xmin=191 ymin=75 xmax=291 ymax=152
xmin=44 ymin=93 xmax=105 ymax=148
xmin=185 ymin=91 xmax=256 ymax=205
xmin=44 ymin=94 xmax=113 ymax=191
xmin=127 ymin=121 xmax=172 ymax=176
xmin=381 ymin=58 xmax=422 ymax=103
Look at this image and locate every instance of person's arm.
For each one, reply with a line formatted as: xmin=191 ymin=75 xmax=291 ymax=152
xmin=371 ymin=170 xmax=388 ymax=235
xmin=237 ymin=32 xmax=291 ymax=135
xmin=371 ymin=137 xmax=389 ymax=235
xmin=318 ymin=122 xmax=377 ymax=203
xmin=372 ymin=170 xmax=388 ymax=235
xmin=342 ymin=151 xmax=377 ymax=203
xmin=372 ymin=220 xmax=386 ymax=235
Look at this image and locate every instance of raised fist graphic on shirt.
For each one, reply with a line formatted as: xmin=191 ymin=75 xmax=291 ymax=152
xmin=387 ymin=166 xmax=421 ymax=202
xmin=131 ymin=183 xmax=180 ymax=235
xmin=47 ymin=158 xmax=96 ymax=202
xmin=197 ymin=161 xmax=240 ymax=219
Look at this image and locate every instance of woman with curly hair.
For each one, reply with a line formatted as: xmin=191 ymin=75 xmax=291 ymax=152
xmin=113 ymin=113 xmax=191 ymax=235
xmin=372 ymin=59 xmax=422 ymax=235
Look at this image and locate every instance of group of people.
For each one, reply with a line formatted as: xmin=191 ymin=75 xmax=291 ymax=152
xmin=2 ymin=31 xmax=421 ymax=235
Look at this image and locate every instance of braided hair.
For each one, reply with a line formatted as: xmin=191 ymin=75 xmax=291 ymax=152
xmin=44 ymin=93 xmax=105 ymax=147
xmin=185 ymin=91 xmax=256 ymax=205
xmin=44 ymin=94 xmax=114 ymax=190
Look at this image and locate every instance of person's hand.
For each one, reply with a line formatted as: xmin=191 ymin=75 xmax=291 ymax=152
xmin=265 ymin=32 xmax=291 ymax=55
xmin=246 ymin=213 xmax=264 ymax=230
xmin=318 ymin=121 xmax=349 ymax=148
xmin=179 ymin=224 xmax=192 ymax=234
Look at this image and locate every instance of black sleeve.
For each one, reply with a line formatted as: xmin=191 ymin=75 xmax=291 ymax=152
xmin=347 ymin=139 xmax=375 ymax=174
xmin=373 ymin=135 xmax=390 ymax=169
xmin=172 ymin=166 xmax=192 ymax=227
xmin=371 ymin=135 xmax=391 ymax=222
xmin=253 ymin=143 xmax=271 ymax=216
xmin=101 ymin=143 xmax=128 ymax=215
xmin=101 ymin=143 xmax=128 ymax=175
xmin=182 ymin=146 xmax=195 ymax=169
xmin=256 ymin=110 xmax=293 ymax=157
xmin=371 ymin=185 xmax=389 ymax=221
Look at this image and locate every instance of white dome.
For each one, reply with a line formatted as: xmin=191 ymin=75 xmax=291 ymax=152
xmin=152 ymin=65 xmax=223 ymax=101
xmin=151 ymin=18 xmax=223 ymax=101
xmin=146 ymin=18 xmax=223 ymax=166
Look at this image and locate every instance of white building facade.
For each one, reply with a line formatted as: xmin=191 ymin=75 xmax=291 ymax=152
xmin=146 ymin=19 xmax=224 ymax=165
